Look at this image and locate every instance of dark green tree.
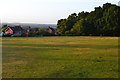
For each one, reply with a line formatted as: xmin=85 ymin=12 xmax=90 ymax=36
xmin=57 ymin=3 xmax=120 ymax=36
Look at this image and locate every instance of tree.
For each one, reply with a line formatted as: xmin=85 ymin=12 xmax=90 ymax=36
xmin=1 ymin=25 xmax=8 ymax=32
xmin=57 ymin=3 xmax=120 ymax=36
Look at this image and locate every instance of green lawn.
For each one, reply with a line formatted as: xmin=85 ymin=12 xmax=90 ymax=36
xmin=2 ymin=37 xmax=119 ymax=78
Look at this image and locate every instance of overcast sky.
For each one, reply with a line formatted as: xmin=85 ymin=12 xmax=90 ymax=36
xmin=0 ymin=0 xmax=119 ymax=24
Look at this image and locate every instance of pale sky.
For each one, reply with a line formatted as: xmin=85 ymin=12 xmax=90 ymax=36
xmin=0 ymin=0 xmax=119 ymax=24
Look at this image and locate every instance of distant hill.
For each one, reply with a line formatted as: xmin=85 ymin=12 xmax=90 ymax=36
xmin=1 ymin=23 xmax=57 ymax=29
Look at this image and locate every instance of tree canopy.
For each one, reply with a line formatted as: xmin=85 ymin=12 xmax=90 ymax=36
xmin=57 ymin=3 xmax=120 ymax=36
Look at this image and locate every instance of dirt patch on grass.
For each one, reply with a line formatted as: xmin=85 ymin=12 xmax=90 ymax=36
xmin=5 ymin=60 xmax=27 ymax=65
xmin=75 ymin=48 xmax=91 ymax=50
xmin=3 ymin=45 xmax=60 ymax=49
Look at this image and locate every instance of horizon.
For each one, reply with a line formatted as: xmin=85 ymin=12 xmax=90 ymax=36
xmin=2 ymin=22 xmax=57 ymax=25
xmin=0 ymin=0 xmax=119 ymax=24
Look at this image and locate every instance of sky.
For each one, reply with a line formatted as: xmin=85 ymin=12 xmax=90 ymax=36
xmin=0 ymin=0 xmax=119 ymax=24
xmin=119 ymin=1 xmax=120 ymax=6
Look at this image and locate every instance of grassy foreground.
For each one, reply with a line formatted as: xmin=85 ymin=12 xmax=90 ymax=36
xmin=2 ymin=37 xmax=119 ymax=78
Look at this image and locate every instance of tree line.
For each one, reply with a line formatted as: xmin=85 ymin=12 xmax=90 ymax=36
xmin=57 ymin=3 xmax=120 ymax=36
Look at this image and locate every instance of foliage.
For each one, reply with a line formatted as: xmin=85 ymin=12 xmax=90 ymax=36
xmin=36 ymin=28 xmax=55 ymax=36
xmin=57 ymin=3 xmax=120 ymax=36
xmin=1 ymin=25 xmax=8 ymax=32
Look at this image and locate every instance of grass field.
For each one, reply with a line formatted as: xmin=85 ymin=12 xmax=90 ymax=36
xmin=2 ymin=37 xmax=119 ymax=78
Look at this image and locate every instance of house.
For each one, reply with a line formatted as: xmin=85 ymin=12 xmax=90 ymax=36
xmin=0 ymin=32 xmax=3 ymax=37
xmin=22 ymin=27 xmax=39 ymax=37
xmin=46 ymin=27 xmax=57 ymax=35
xmin=5 ymin=26 xmax=23 ymax=36
xmin=30 ymin=28 xmax=39 ymax=33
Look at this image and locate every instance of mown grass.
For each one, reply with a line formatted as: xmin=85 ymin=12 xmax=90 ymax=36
xmin=2 ymin=36 xmax=119 ymax=78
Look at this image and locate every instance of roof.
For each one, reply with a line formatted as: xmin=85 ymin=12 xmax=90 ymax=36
xmin=9 ymin=26 xmax=23 ymax=31
xmin=48 ymin=27 xmax=55 ymax=32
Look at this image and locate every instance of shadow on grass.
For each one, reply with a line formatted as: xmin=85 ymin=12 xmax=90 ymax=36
xmin=3 ymin=43 xmax=118 ymax=49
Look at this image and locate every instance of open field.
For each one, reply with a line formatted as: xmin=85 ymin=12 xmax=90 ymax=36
xmin=2 ymin=37 xmax=119 ymax=78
